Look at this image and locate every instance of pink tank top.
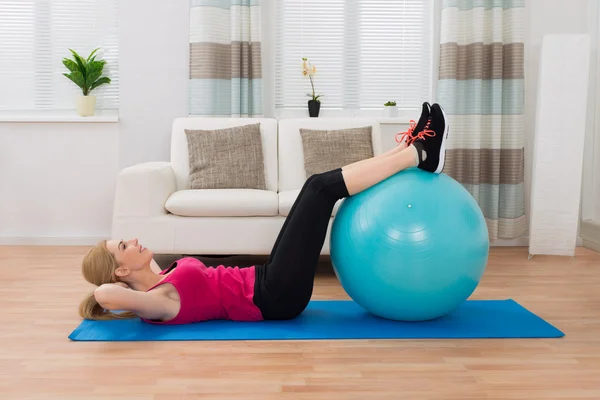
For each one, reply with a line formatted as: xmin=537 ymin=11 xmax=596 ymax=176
xmin=141 ymin=257 xmax=264 ymax=324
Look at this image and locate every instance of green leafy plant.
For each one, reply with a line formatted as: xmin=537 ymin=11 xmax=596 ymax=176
xmin=62 ymin=48 xmax=111 ymax=96
xmin=384 ymin=101 xmax=397 ymax=106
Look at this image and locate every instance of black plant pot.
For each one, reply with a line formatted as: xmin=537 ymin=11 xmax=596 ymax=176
xmin=308 ymin=100 xmax=321 ymax=117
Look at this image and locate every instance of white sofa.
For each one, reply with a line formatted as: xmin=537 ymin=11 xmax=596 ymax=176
xmin=111 ymin=117 xmax=382 ymax=255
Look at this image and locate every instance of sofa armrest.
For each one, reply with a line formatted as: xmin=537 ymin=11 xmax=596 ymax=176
xmin=113 ymin=162 xmax=177 ymax=218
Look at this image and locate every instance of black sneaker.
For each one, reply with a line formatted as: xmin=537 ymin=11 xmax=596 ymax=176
xmin=395 ymin=102 xmax=431 ymax=146
xmin=412 ymin=103 xmax=449 ymax=174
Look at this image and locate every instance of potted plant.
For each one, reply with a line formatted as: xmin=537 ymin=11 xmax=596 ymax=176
xmin=384 ymin=101 xmax=398 ymax=118
xmin=62 ymin=48 xmax=111 ymax=117
xmin=302 ymin=57 xmax=322 ymax=117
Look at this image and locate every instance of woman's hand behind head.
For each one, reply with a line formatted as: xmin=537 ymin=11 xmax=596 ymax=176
xmin=113 ymin=281 xmax=130 ymax=289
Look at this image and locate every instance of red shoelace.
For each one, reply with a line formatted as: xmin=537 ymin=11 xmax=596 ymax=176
xmin=395 ymin=119 xmax=435 ymax=146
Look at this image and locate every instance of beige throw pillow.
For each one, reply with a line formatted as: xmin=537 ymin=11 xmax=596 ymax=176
xmin=299 ymin=126 xmax=374 ymax=176
xmin=185 ymin=123 xmax=267 ymax=190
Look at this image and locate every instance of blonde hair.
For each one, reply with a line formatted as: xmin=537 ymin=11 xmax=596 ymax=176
xmin=79 ymin=240 xmax=137 ymax=320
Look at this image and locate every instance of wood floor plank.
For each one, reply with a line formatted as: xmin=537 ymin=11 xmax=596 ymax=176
xmin=0 ymin=246 xmax=599 ymax=399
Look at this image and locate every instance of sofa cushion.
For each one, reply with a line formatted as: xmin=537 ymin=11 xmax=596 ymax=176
xmin=171 ymin=118 xmax=278 ymax=192
xmin=166 ymin=189 xmax=278 ymax=217
xmin=278 ymin=189 xmax=344 ymax=217
xmin=278 ymin=119 xmax=382 ymax=192
xmin=184 ymin=123 xmax=267 ymax=190
xmin=299 ymin=126 xmax=374 ymax=176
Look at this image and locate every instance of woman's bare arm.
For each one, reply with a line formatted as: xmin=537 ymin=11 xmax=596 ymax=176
xmin=94 ymin=284 xmax=170 ymax=321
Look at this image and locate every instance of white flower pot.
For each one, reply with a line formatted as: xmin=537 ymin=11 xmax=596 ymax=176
xmin=384 ymin=106 xmax=398 ymax=118
xmin=76 ymin=95 xmax=96 ymax=117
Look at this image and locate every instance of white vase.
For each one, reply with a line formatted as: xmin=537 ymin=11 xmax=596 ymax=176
xmin=76 ymin=95 xmax=96 ymax=117
xmin=384 ymin=106 xmax=398 ymax=118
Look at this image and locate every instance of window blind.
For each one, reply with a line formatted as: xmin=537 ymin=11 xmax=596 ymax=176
xmin=275 ymin=0 xmax=433 ymax=111
xmin=0 ymin=0 xmax=119 ymax=111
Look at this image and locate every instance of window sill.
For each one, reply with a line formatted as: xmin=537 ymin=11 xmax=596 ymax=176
xmin=377 ymin=118 xmax=411 ymax=125
xmin=0 ymin=109 xmax=119 ymax=123
xmin=274 ymin=109 xmax=415 ymax=124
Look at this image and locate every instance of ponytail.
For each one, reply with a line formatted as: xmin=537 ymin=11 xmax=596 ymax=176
xmin=79 ymin=241 xmax=137 ymax=320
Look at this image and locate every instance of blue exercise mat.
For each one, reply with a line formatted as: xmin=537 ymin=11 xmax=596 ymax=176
xmin=68 ymin=299 xmax=564 ymax=342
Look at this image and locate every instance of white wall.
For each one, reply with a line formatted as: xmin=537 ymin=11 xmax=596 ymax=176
xmin=0 ymin=122 xmax=118 ymax=244
xmin=118 ymin=0 xmax=189 ymax=169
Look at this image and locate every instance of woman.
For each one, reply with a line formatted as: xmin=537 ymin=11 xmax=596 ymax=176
xmin=79 ymin=102 xmax=448 ymax=324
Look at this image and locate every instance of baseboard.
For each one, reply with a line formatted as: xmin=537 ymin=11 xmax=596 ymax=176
xmin=0 ymin=235 xmax=581 ymax=248
xmin=581 ymin=219 xmax=600 ymax=252
xmin=0 ymin=236 xmax=109 ymax=246
xmin=490 ymin=236 xmax=530 ymax=247
xmin=492 ymin=236 xmax=584 ymax=247
xmin=0 ymin=234 xmax=584 ymax=249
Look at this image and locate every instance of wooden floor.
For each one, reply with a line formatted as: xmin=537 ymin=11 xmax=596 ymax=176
xmin=1 ymin=246 xmax=599 ymax=400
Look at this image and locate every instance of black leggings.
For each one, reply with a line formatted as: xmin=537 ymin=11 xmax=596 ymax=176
xmin=253 ymin=168 xmax=350 ymax=320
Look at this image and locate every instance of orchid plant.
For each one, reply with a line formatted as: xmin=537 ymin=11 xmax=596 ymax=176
xmin=302 ymin=57 xmax=322 ymax=102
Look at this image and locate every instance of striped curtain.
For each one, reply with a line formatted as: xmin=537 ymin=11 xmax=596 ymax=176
xmin=438 ymin=0 xmax=526 ymax=241
xmin=189 ymin=0 xmax=263 ymax=117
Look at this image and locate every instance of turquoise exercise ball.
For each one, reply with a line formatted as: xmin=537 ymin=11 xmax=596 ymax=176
xmin=330 ymin=168 xmax=489 ymax=321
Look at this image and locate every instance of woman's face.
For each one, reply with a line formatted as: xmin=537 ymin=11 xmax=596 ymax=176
xmin=105 ymin=238 xmax=153 ymax=277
